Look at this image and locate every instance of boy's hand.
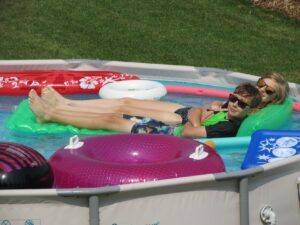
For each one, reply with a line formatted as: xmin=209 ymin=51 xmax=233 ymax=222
xmin=200 ymin=109 xmax=214 ymax=123
xmin=187 ymin=107 xmax=204 ymax=127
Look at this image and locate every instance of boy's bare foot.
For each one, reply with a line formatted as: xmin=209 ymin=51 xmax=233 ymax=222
xmin=41 ymin=86 xmax=67 ymax=105
xmin=29 ymin=89 xmax=50 ymax=123
xmin=41 ymin=86 xmax=58 ymax=106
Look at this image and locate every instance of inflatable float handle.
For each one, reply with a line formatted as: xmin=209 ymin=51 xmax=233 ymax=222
xmin=64 ymin=135 xmax=84 ymax=149
xmin=189 ymin=144 xmax=208 ymax=160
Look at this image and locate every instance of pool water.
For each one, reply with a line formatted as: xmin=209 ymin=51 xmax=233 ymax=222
xmin=1 ymin=94 xmax=300 ymax=171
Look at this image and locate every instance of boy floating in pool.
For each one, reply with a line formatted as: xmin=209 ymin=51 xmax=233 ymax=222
xmin=28 ymin=83 xmax=261 ymax=138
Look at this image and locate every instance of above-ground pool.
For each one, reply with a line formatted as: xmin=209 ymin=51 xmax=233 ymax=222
xmin=1 ymin=60 xmax=300 ymax=225
xmin=1 ymin=90 xmax=299 ymax=171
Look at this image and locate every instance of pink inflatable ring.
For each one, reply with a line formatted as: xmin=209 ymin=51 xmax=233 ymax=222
xmin=49 ymin=134 xmax=225 ymax=188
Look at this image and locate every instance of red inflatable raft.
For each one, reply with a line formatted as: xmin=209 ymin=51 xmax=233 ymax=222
xmin=0 ymin=70 xmax=139 ymax=95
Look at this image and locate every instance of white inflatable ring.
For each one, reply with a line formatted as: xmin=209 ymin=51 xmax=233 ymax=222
xmin=99 ymin=80 xmax=167 ymax=100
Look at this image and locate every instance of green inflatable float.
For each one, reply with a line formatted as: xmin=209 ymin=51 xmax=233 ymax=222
xmin=5 ymin=99 xmax=120 ymax=135
xmin=237 ymin=98 xmax=292 ymax=136
xmin=5 ymin=98 xmax=292 ymax=136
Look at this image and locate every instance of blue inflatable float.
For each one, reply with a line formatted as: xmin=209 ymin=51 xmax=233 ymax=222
xmin=241 ymin=130 xmax=300 ymax=169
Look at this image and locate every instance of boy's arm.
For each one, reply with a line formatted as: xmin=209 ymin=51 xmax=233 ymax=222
xmin=181 ymin=121 xmax=207 ymax=138
xmin=187 ymin=107 xmax=203 ymax=127
xmin=188 ymin=107 xmax=213 ymax=127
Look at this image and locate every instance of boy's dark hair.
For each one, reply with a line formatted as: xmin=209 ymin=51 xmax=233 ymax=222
xmin=234 ymin=83 xmax=261 ymax=108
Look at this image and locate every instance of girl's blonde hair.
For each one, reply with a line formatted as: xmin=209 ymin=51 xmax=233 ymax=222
xmin=260 ymin=72 xmax=290 ymax=104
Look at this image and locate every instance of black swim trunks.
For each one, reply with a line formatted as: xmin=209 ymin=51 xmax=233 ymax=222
xmin=174 ymin=107 xmax=192 ymax=124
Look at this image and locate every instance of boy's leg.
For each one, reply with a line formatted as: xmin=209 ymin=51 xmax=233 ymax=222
xmin=30 ymin=89 xmax=134 ymax=133
xmin=42 ymin=86 xmax=184 ymax=112
xmin=121 ymin=105 xmax=182 ymax=125
xmin=40 ymin=97 xmax=182 ymax=125
xmin=48 ymin=112 xmax=134 ymax=133
xmin=41 ymin=89 xmax=183 ymax=125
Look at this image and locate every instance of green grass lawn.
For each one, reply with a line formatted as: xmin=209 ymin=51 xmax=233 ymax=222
xmin=0 ymin=0 xmax=299 ymax=83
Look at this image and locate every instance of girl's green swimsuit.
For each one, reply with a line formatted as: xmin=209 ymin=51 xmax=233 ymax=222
xmin=173 ymin=111 xmax=229 ymax=136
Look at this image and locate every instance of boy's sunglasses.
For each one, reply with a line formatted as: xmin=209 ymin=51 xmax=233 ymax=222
xmin=256 ymin=79 xmax=275 ymax=95
xmin=228 ymin=94 xmax=249 ymax=109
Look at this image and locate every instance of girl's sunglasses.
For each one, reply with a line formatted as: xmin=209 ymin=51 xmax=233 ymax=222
xmin=256 ymin=79 xmax=275 ymax=95
xmin=228 ymin=94 xmax=249 ymax=109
